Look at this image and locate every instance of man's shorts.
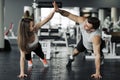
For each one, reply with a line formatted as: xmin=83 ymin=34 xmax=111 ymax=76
xmin=75 ymin=37 xmax=105 ymax=56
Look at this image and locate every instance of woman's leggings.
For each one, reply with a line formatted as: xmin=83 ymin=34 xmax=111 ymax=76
xmin=25 ymin=43 xmax=44 ymax=60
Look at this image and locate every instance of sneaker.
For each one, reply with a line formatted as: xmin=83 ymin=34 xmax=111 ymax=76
xmin=66 ymin=55 xmax=74 ymax=68
xmin=40 ymin=58 xmax=48 ymax=67
xmin=28 ymin=59 xmax=33 ymax=67
xmin=100 ymin=55 xmax=104 ymax=65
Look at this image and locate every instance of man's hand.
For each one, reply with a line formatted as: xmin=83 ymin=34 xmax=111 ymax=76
xmin=91 ymin=73 xmax=102 ymax=79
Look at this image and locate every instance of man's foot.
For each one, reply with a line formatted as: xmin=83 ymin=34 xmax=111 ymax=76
xmin=66 ymin=55 xmax=74 ymax=68
xmin=40 ymin=58 xmax=49 ymax=67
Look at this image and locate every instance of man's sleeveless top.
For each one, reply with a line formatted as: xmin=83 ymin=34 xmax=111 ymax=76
xmin=80 ymin=22 xmax=101 ymax=50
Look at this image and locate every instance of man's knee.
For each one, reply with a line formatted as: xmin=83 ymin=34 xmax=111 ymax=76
xmin=73 ymin=48 xmax=79 ymax=56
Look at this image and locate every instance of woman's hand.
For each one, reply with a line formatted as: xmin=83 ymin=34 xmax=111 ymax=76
xmin=91 ymin=73 xmax=102 ymax=79
xmin=18 ymin=73 xmax=27 ymax=78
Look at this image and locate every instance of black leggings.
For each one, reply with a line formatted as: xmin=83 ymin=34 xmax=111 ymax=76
xmin=25 ymin=43 xmax=44 ymax=60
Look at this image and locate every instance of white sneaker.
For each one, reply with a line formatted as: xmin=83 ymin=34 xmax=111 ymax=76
xmin=40 ymin=58 xmax=49 ymax=67
xmin=43 ymin=63 xmax=48 ymax=67
xmin=28 ymin=60 xmax=33 ymax=67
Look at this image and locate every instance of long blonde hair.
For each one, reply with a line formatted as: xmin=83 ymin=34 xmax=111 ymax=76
xmin=17 ymin=18 xmax=33 ymax=51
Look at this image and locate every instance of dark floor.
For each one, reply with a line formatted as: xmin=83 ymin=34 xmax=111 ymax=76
xmin=0 ymin=44 xmax=120 ymax=80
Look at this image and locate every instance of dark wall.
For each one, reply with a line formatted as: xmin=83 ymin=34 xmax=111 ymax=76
xmin=4 ymin=0 xmax=120 ymax=35
xmin=4 ymin=0 xmax=33 ymax=36
xmin=36 ymin=0 xmax=120 ymax=7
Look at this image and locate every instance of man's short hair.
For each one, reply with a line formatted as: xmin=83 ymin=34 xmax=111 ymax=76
xmin=88 ymin=17 xmax=100 ymax=29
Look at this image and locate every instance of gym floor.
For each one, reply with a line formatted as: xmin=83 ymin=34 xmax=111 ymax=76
xmin=0 ymin=43 xmax=120 ymax=80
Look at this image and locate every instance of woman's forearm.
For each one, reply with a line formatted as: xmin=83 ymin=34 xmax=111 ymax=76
xmin=36 ymin=9 xmax=55 ymax=29
xmin=20 ymin=56 xmax=25 ymax=74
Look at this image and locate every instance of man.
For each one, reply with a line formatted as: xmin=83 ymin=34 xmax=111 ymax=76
xmin=53 ymin=2 xmax=104 ymax=79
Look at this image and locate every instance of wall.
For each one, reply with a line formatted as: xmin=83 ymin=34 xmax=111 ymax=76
xmin=36 ymin=0 xmax=120 ymax=7
xmin=4 ymin=0 xmax=32 ymax=36
xmin=4 ymin=0 xmax=120 ymax=36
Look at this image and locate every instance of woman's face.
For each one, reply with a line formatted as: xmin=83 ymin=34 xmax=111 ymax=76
xmin=29 ymin=21 xmax=34 ymax=32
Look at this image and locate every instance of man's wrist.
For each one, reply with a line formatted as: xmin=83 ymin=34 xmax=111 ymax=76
xmin=56 ymin=9 xmax=61 ymax=13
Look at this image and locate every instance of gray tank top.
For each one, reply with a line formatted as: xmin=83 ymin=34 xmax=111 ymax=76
xmin=80 ymin=22 xmax=101 ymax=50
xmin=28 ymin=33 xmax=39 ymax=49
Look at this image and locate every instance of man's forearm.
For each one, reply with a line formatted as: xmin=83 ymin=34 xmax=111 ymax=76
xmin=57 ymin=9 xmax=70 ymax=17
xmin=57 ymin=9 xmax=85 ymax=23
xmin=95 ymin=55 xmax=101 ymax=74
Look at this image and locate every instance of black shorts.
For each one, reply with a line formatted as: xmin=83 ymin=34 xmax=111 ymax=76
xmin=75 ymin=38 xmax=86 ymax=53
xmin=75 ymin=37 xmax=105 ymax=56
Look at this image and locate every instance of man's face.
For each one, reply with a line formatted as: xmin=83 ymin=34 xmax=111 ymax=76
xmin=84 ymin=20 xmax=93 ymax=32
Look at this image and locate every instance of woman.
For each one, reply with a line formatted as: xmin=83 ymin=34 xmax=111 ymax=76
xmin=17 ymin=2 xmax=56 ymax=78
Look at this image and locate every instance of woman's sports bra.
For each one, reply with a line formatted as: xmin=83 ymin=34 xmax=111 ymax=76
xmin=28 ymin=33 xmax=39 ymax=49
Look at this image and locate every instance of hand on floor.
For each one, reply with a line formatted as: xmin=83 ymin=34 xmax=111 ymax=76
xmin=18 ymin=73 xmax=27 ymax=78
xmin=91 ymin=73 xmax=102 ymax=79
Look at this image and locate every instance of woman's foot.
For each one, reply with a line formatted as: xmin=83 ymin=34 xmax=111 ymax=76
xmin=40 ymin=58 xmax=48 ymax=67
xmin=28 ymin=59 xmax=33 ymax=67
